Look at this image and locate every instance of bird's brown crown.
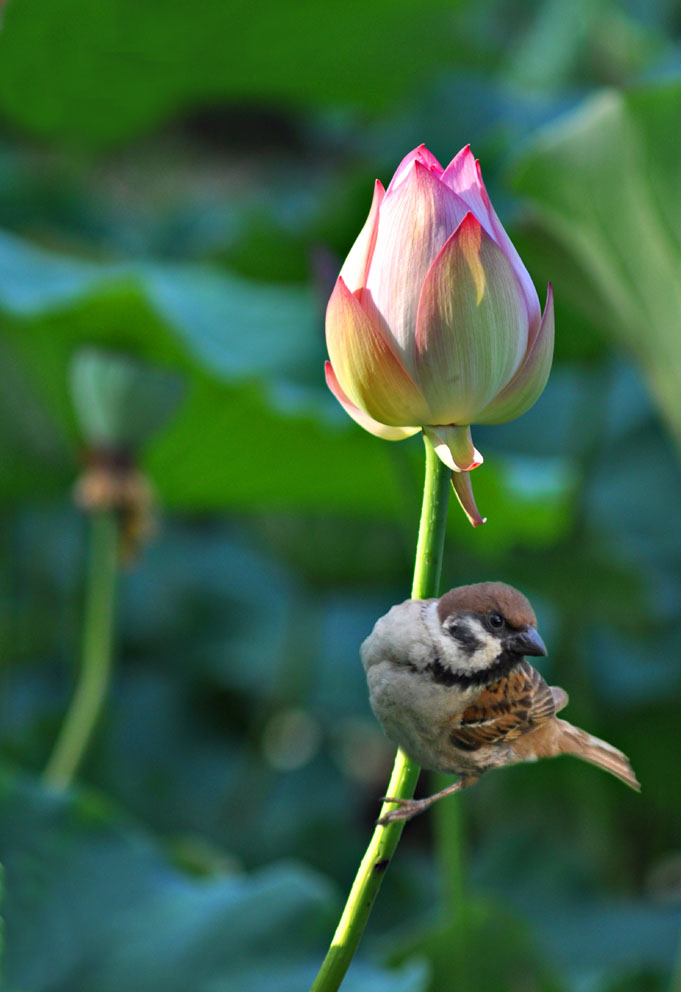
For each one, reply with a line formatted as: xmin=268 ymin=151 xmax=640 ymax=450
xmin=436 ymin=581 xmax=537 ymax=629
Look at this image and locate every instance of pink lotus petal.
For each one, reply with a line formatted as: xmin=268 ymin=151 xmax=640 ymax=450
xmin=451 ymin=470 xmax=487 ymax=527
xmin=441 ymin=149 xmax=499 ymax=252
xmin=339 ymin=180 xmax=385 ymax=294
xmin=442 ymin=148 xmax=541 ymax=331
xmin=414 ymin=212 xmax=528 ymax=424
xmin=325 ymin=277 xmax=430 ymax=426
xmin=385 ymin=144 xmax=444 ymax=195
xmin=424 ymin=424 xmax=483 ymax=472
xmin=325 ymin=362 xmax=421 ymax=441
xmin=441 ymin=145 xmax=481 ymax=197
xmin=365 ymin=161 xmax=469 ymax=367
xmin=475 ymin=284 xmax=554 ymax=424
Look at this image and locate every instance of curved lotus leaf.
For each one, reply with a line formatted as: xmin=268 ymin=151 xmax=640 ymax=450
xmin=512 ymin=82 xmax=681 ymax=451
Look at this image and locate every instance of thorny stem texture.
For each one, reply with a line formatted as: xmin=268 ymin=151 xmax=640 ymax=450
xmin=310 ymin=434 xmax=451 ymax=992
xmin=44 ymin=510 xmax=119 ymax=788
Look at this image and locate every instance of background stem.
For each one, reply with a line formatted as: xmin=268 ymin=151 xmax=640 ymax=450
xmin=431 ymin=771 xmax=467 ymax=921
xmin=44 ymin=510 xmax=119 ymax=788
xmin=310 ymin=435 xmax=451 ymax=992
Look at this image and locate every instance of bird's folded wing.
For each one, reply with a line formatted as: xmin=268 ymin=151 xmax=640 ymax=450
xmin=449 ymin=660 xmax=557 ymax=750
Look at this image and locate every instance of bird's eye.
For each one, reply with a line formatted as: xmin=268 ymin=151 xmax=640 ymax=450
xmin=488 ymin=612 xmax=504 ymax=630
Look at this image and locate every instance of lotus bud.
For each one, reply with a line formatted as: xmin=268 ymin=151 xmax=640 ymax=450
xmin=70 ymin=348 xmax=184 ymax=558
xmin=325 ymin=145 xmax=554 ymax=525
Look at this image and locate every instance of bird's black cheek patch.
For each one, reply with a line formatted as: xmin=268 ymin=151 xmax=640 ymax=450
xmin=446 ymin=621 xmax=483 ymax=655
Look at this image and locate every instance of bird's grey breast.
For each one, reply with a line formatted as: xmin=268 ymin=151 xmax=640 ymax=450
xmin=361 ymin=599 xmax=480 ymax=770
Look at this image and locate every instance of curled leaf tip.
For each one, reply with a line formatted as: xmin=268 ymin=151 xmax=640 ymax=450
xmin=450 ymin=469 xmax=486 ymax=527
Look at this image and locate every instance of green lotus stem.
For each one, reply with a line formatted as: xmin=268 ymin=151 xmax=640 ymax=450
xmin=44 ymin=510 xmax=119 ymax=788
xmin=310 ymin=434 xmax=451 ymax=992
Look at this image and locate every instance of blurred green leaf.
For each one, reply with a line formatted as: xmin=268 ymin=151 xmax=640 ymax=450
xmin=0 ymin=230 xmax=319 ymax=372
xmin=502 ymin=0 xmax=666 ymax=93
xmin=0 ymin=769 xmax=428 ymax=992
xmin=511 ymin=80 xmax=681 ymax=452
xmin=503 ymin=0 xmax=603 ymax=92
xmin=390 ymin=896 xmax=563 ymax=992
xmin=587 ymin=423 xmax=681 ymax=564
xmin=468 ymin=819 xmax=681 ymax=987
xmin=0 ymin=0 xmax=466 ymax=149
xmin=534 ymin=900 xmax=680 ymax=979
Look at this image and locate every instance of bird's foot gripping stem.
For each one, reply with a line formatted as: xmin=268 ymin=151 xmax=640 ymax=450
xmin=377 ymin=776 xmax=475 ymax=825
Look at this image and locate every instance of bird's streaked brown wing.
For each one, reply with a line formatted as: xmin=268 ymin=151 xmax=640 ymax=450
xmin=449 ymin=660 xmax=557 ymax=751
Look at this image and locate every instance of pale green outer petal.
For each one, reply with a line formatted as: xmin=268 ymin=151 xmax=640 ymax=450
xmin=339 ymin=180 xmax=385 ymax=293
xmin=424 ymin=424 xmax=483 ymax=472
xmin=451 ymin=469 xmax=487 ymax=527
xmin=475 ymin=284 xmax=554 ymax=425
xmin=325 ymin=362 xmax=422 ymax=441
xmin=364 ymin=161 xmax=469 ymax=366
xmin=325 ymin=277 xmax=431 ymax=426
xmin=414 ymin=213 xmax=528 ymax=425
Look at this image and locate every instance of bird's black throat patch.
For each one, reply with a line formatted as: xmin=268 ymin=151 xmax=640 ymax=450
xmin=425 ymin=649 xmax=521 ymax=689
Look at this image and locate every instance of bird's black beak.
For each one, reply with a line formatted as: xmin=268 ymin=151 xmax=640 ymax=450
xmin=506 ymin=626 xmax=547 ymax=658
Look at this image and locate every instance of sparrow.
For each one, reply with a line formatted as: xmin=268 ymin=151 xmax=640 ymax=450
xmin=361 ymin=581 xmax=640 ymax=824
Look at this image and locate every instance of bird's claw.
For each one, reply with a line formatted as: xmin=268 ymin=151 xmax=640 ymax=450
xmin=376 ymin=796 xmax=428 ymax=825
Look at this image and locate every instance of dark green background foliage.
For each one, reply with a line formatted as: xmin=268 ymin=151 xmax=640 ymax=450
xmin=1 ymin=0 xmax=681 ymax=989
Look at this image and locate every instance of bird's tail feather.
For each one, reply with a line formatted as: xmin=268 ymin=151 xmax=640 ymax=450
xmin=556 ymin=719 xmax=640 ymax=791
